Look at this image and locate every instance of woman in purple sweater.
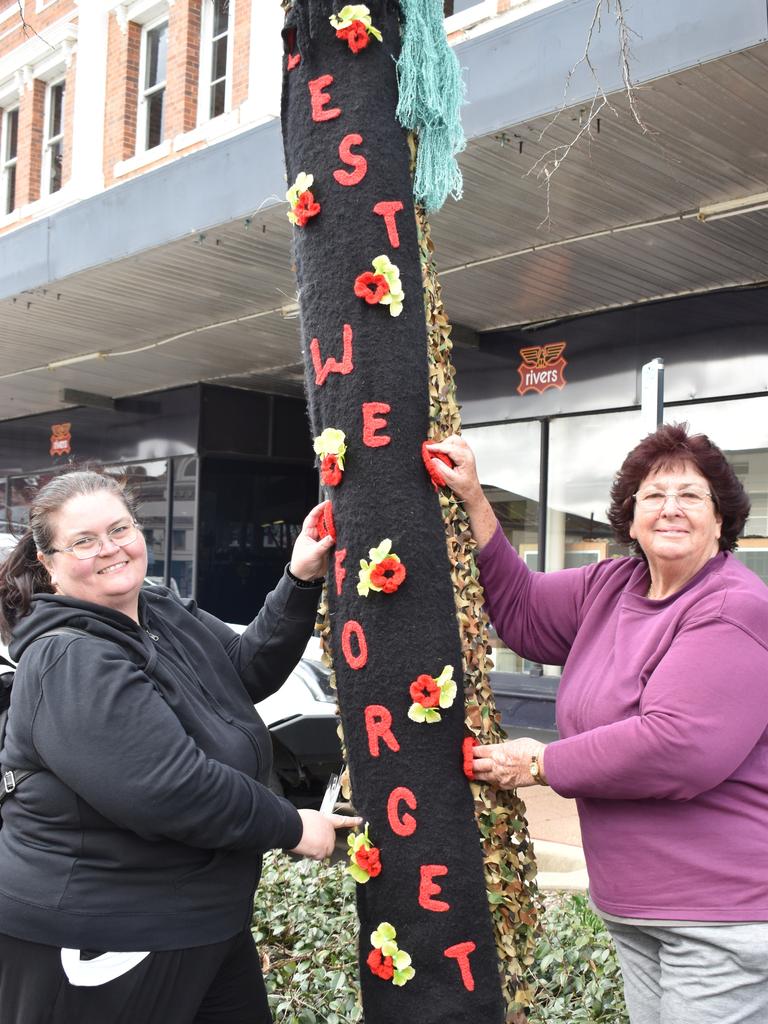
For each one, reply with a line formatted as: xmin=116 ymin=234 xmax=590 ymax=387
xmin=428 ymin=424 xmax=768 ymax=1024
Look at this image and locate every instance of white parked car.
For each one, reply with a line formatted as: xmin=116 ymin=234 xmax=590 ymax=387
xmin=0 ymin=617 xmax=341 ymax=808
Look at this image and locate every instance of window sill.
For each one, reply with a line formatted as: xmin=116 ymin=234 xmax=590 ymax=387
xmin=113 ymin=140 xmax=172 ymax=179
xmin=444 ymin=0 xmax=497 ymax=34
xmin=0 ymin=186 xmax=73 ymax=230
xmin=173 ymin=109 xmax=240 ymax=151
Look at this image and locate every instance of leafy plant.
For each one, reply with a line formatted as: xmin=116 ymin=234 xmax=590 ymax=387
xmin=529 ymin=893 xmax=629 ymax=1024
xmin=253 ymin=855 xmax=628 ymax=1023
xmin=253 ymin=853 xmax=362 ymax=1024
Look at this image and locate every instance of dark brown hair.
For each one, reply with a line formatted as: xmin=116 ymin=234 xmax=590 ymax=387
xmin=0 ymin=471 xmax=138 ymax=642
xmin=608 ymin=423 xmax=750 ymax=558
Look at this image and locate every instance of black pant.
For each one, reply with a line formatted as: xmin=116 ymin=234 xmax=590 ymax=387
xmin=0 ymin=929 xmax=272 ymax=1024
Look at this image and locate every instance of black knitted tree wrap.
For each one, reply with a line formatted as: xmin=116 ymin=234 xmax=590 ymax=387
xmin=280 ymin=2 xmax=506 ymax=1020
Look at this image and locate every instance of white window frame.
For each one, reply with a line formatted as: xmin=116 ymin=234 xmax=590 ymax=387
xmin=137 ymin=14 xmax=169 ymax=153
xmin=41 ymin=77 xmax=65 ymax=197
xmin=1 ymin=105 xmax=19 ymax=216
xmin=198 ymin=0 xmax=233 ymax=124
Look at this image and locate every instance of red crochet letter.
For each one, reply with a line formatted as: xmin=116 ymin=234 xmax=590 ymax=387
xmin=308 ymin=74 xmax=341 ymax=121
xmin=387 ymin=786 xmax=417 ymax=836
xmin=310 ymin=324 xmax=354 ymax=386
xmin=334 ymin=548 xmax=347 ymax=596
xmin=365 ymin=705 xmax=400 ymax=759
xmin=444 ymin=942 xmax=477 ymax=992
xmin=341 ymin=619 xmax=368 ymax=670
xmin=362 ymin=402 xmax=391 ymax=448
xmin=373 ymin=201 xmax=404 ymax=248
xmin=333 ymin=134 xmax=367 ymax=186
xmin=419 ymin=865 xmax=450 ymax=912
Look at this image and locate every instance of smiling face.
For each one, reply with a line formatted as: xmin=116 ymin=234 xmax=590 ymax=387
xmin=39 ymin=491 xmax=148 ymax=619
xmin=629 ymin=460 xmax=722 ymax=582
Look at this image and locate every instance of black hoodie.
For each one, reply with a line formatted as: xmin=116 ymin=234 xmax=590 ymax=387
xmin=0 ymin=570 xmax=318 ymax=951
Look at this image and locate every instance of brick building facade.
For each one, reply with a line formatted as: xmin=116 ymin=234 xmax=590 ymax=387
xmin=0 ymin=0 xmax=504 ymax=232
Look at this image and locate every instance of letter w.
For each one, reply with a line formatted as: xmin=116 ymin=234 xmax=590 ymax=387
xmin=310 ymin=324 xmax=354 ymax=387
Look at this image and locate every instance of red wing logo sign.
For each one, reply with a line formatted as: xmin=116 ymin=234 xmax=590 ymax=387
xmin=517 ymin=342 xmax=568 ymax=396
xmin=50 ymin=422 xmax=72 ymax=457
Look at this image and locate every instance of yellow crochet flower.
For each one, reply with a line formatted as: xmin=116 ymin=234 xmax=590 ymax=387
xmin=371 ymin=255 xmax=404 ymax=316
xmin=330 ymin=5 xmax=383 ymax=41
xmin=312 ymin=427 xmax=347 ymax=469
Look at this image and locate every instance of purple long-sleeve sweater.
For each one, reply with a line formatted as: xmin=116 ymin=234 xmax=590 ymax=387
xmin=478 ymin=524 xmax=768 ymax=921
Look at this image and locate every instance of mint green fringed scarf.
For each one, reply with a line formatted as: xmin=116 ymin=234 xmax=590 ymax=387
xmin=396 ymin=0 xmax=466 ymax=212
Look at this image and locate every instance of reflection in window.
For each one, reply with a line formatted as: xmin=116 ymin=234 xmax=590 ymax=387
xmin=547 ymin=411 xmax=634 ymax=574
xmin=2 ymin=107 xmax=19 ymax=215
xmin=43 ymin=81 xmax=65 ymax=195
xmin=140 ymin=20 xmax=168 ymax=151
xmin=9 ymin=473 xmax=57 ymax=529
xmin=464 ymin=421 xmax=540 ymax=672
xmin=105 ymin=460 xmax=168 ymax=584
xmin=203 ymin=0 xmax=230 ymax=119
xmin=0 ymin=478 xmax=7 ymax=532
xmin=675 ymin=396 xmax=768 ymax=584
xmin=171 ymin=456 xmax=197 ymax=598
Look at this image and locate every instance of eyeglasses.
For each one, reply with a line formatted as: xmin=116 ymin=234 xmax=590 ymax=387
xmin=46 ymin=520 xmax=140 ymax=560
xmin=633 ymin=488 xmax=714 ymax=512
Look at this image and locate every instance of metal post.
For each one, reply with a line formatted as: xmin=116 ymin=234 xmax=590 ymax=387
xmin=537 ymin=418 xmax=549 ymax=573
xmin=640 ymin=357 xmax=665 ymax=436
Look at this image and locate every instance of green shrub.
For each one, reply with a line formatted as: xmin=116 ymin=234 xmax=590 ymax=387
xmin=253 ymin=853 xmax=362 ymax=1024
xmin=529 ymin=893 xmax=628 ymax=1024
xmin=253 ymin=854 xmax=628 ymax=1023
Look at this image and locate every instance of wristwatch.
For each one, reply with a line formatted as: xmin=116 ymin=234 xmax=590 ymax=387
xmin=529 ymin=753 xmax=547 ymax=786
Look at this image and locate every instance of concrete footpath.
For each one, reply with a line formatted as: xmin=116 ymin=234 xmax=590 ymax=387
xmin=520 ymin=787 xmax=588 ymax=891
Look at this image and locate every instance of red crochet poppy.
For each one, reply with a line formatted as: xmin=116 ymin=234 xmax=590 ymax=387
xmin=293 ymin=189 xmax=321 ymax=227
xmin=354 ymin=271 xmax=390 ymax=305
xmin=462 ymin=736 xmax=479 ymax=780
xmin=317 ymin=502 xmax=336 ymax=542
xmin=367 ymin=947 xmax=394 ymax=980
xmin=321 ymin=454 xmax=342 ymax=487
xmin=421 ymin=441 xmax=454 ymax=490
xmin=355 ymin=846 xmax=382 ymax=877
xmin=370 ymin=557 xmax=406 ymax=594
xmin=409 ymin=674 xmax=440 ymax=708
xmin=337 ymin=20 xmax=370 ymax=53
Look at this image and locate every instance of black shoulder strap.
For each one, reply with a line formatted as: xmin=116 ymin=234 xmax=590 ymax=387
xmin=0 ymin=627 xmax=90 ymax=808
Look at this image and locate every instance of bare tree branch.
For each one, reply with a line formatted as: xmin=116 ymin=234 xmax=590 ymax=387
xmin=528 ymin=0 xmax=650 ymax=228
xmin=14 ymin=0 xmax=50 ymax=44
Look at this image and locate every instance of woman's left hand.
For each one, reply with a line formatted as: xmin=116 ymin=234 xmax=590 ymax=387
xmin=289 ymin=501 xmax=335 ymax=581
xmin=473 ymin=737 xmax=549 ymax=789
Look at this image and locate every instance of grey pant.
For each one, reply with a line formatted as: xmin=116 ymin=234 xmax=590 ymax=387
xmin=606 ymin=920 xmax=768 ymax=1024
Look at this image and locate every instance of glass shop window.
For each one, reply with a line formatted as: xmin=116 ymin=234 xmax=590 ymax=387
xmin=462 ymin=420 xmax=541 ymax=672
xmin=9 ymin=473 xmax=57 ymax=530
xmin=105 ymin=460 xmax=169 ymax=584
xmin=171 ymin=456 xmax=197 ymax=598
xmin=677 ymin=395 xmax=768 ymax=584
xmin=546 ymin=410 xmax=635 ymax=576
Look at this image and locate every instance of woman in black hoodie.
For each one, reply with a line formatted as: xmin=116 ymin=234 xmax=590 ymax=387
xmin=0 ymin=470 xmax=356 ymax=1024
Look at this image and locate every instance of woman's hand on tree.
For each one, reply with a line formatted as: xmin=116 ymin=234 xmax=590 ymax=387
xmin=289 ymin=808 xmax=362 ymax=860
xmin=425 ymin=435 xmax=484 ymax=505
xmin=425 ymin=436 xmax=498 ymax=550
xmin=473 ymin=738 xmax=549 ymax=789
xmin=289 ymin=501 xmax=335 ymax=581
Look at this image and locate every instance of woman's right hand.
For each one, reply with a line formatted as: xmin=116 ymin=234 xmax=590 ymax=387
xmin=425 ymin=436 xmax=498 ymax=550
xmin=289 ymin=809 xmax=362 ymax=861
xmin=425 ymin=435 xmax=484 ymax=506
